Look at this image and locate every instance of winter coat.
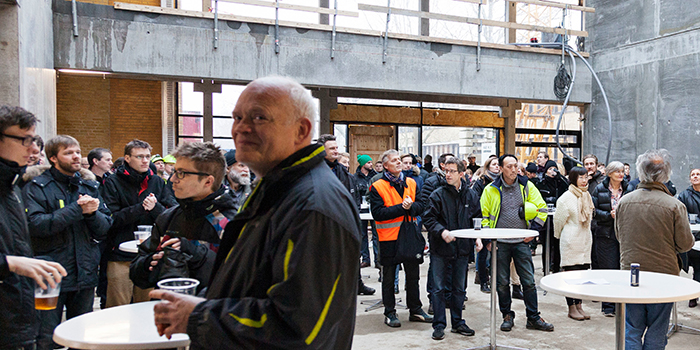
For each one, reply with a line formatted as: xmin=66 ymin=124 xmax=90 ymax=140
xmin=480 ymin=174 xmax=548 ymax=230
xmin=0 ymin=158 xmax=38 ymax=348
xmin=423 ymin=179 xmax=481 ymax=258
xmin=326 ymin=159 xmax=361 ymax=209
xmin=22 ymin=166 xmax=113 ymax=291
xmin=102 ymin=164 xmax=177 ymax=261
xmin=616 ymin=182 xmax=694 ymax=274
xmin=587 ymin=170 xmax=605 ymax=196
xmin=553 ymin=189 xmax=592 ymax=266
xmin=130 ymin=186 xmax=237 ymax=292
xmin=403 ymin=165 xmax=424 ymax=194
xmin=354 ymin=166 xmax=377 ymax=197
xmin=223 ymin=176 xmax=253 ymax=212
xmin=418 ymin=171 xmax=446 ymax=216
xmin=536 ymin=173 xmax=569 ymax=205
xmin=471 ymin=173 xmax=494 ymax=200
xmin=627 ymin=177 xmax=677 ymax=196
xmin=591 ymin=176 xmax=629 ymax=239
xmin=187 ymin=144 xmax=360 ymax=350
xmin=678 ymin=187 xmax=700 ymax=215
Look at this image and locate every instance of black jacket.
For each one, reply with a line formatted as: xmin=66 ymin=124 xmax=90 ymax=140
xmin=187 ymin=144 xmax=361 ymax=350
xmin=587 ymin=170 xmax=605 ymax=195
xmin=678 ymin=187 xmax=700 ymax=241
xmin=130 ymin=186 xmax=237 ymax=292
xmin=102 ymin=164 xmax=177 ymax=261
xmin=326 ymin=159 xmax=361 ymax=209
xmin=0 ymin=158 xmax=38 ymax=349
xmin=354 ymin=166 xmax=377 ymax=197
xmin=423 ymin=179 xmax=481 ymax=258
xmin=418 ymin=171 xmax=447 ymax=216
xmin=627 ymin=178 xmax=677 ymax=196
xmin=536 ymin=173 xmax=569 ymax=205
xmin=223 ymin=176 xmax=253 ymax=212
xmin=470 ymin=173 xmax=494 ymax=200
xmin=23 ymin=166 xmax=113 ymax=291
xmin=591 ymin=177 xmax=629 ymax=239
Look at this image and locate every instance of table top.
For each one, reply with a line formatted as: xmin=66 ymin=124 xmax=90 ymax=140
xmin=690 ymin=224 xmax=700 ymax=232
xmin=359 ymin=212 xmax=374 ymax=221
xmin=119 ymin=240 xmax=139 ymax=253
xmin=540 ymin=270 xmax=700 ymax=304
xmin=450 ymin=228 xmax=539 ymax=240
xmin=694 ymin=241 xmax=700 ymax=252
xmin=53 ymin=301 xmax=190 ymax=349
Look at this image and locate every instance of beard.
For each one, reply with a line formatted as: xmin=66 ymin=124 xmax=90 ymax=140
xmin=230 ymin=169 xmax=251 ymax=186
xmin=57 ymin=158 xmax=80 ymax=174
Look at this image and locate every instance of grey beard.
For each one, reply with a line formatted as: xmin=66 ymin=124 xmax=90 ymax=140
xmin=230 ymin=171 xmax=251 ymax=186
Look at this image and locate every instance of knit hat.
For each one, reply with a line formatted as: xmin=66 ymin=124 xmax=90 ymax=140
xmin=525 ymin=162 xmax=537 ymax=173
xmin=224 ymin=149 xmax=237 ymax=167
xmin=162 ymin=154 xmax=176 ymax=164
xmin=544 ymin=160 xmax=558 ymax=172
xmin=357 ymin=154 xmax=372 ymax=166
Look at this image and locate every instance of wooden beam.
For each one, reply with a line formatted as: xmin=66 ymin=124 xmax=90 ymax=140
xmin=219 ymin=0 xmax=359 ymax=17
xmin=513 ymin=0 xmax=595 ymax=13
xmin=330 ymin=105 xmax=503 ymax=128
xmin=454 ymin=0 xmax=489 ymax=4
xmin=422 ymin=109 xmax=503 ymax=128
xmin=507 ymin=1 xmax=517 ymax=44
xmin=358 ymin=3 xmax=588 ymax=37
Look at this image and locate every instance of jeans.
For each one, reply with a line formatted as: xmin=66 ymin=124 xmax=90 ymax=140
xmin=594 ymin=236 xmax=620 ymax=313
xmin=37 ymin=288 xmax=95 ymax=350
xmin=431 ymin=255 xmax=468 ymax=330
xmin=360 ymin=220 xmax=379 ymax=266
xmin=382 ymin=260 xmax=422 ymax=316
xmin=625 ymin=303 xmax=673 ymax=350
xmin=496 ymin=242 xmax=539 ymax=321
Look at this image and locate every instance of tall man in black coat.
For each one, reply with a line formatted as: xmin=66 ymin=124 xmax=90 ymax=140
xmin=0 ymin=106 xmax=67 ymax=350
xmin=23 ymin=135 xmax=113 ymax=350
xmin=102 ymin=139 xmax=177 ymax=307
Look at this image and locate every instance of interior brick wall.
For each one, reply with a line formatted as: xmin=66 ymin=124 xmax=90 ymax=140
xmin=109 ymin=79 xmax=162 ymax=156
xmin=56 ymin=75 xmax=111 ymax=155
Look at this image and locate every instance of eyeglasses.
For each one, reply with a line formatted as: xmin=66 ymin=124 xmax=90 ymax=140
xmin=445 ymin=169 xmax=461 ymax=174
xmin=130 ymin=154 xmax=151 ymax=161
xmin=173 ymin=169 xmax=211 ymax=179
xmin=1 ymin=133 xmax=40 ymax=147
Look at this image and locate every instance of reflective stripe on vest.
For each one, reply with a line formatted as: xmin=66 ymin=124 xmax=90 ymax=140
xmin=372 ymin=177 xmax=416 ymax=242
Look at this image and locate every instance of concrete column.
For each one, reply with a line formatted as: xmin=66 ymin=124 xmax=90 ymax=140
xmin=420 ymin=0 xmax=429 ymax=36
xmin=0 ymin=5 xmax=20 ymax=106
xmin=193 ymin=81 xmax=222 ymax=143
xmin=312 ymin=88 xmax=336 ymax=136
xmin=319 ymin=0 xmax=329 ymax=25
xmin=500 ymin=100 xmax=519 ymax=154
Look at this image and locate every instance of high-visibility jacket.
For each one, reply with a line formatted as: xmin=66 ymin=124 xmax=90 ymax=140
xmin=372 ymin=177 xmax=417 ymax=242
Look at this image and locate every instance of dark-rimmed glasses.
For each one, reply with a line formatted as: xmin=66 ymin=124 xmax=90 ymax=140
xmin=1 ymin=133 xmax=40 ymax=147
xmin=173 ymin=169 xmax=211 ymax=179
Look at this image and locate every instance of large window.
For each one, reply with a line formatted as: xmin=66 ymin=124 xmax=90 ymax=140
xmin=177 ymin=83 xmax=243 ymax=150
xmin=515 ymin=103 xmax=582 ymax=165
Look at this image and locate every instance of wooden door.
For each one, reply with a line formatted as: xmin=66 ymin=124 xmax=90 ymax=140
xmin=348 ymin=125 xmax=395 ymax=172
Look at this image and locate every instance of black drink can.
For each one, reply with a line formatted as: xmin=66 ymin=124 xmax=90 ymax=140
xmin=630 ymin=263 xmax=640 ymax=287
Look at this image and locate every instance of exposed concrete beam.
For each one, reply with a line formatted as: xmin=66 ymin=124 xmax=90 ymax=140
xmin=53 ymin=2 xmax=592 ymax=105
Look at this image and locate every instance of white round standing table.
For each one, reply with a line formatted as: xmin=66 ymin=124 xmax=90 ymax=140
xmin=119 ymin=240 xmax=139 ymax=253
xmin=541 ymin=270 xmax=700 ymax=350
xmin=451 ymin=228 xmax=539 ymax=350
xmin=694 ymin=241 xmax=700 ymax=252
xmin=53 ymin=301 xmax=190 ymax=349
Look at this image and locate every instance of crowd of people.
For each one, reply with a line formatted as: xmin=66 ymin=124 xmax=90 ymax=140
xmin=0 ymin=75 xmax=697 ymax=350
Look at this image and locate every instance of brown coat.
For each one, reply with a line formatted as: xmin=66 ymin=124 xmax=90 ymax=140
xmin=615 ymin=182 xmax=694 ymax=275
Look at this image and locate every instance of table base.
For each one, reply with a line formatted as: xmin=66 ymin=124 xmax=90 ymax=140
xmin=667 ymin=302 xmax=700 ymax=338
xmin=464 ymin=345 xmax=529 ymax=350
xmin=361 ymin=298 xmax=406 ymax=312
xmin=615 ymin=303 xmax=626 ymax=350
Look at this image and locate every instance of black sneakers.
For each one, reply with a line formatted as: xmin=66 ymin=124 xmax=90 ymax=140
xmin=480 ymin=282 xmax=491 ymax=293
xmin=526 ymin=317 xmax=554 ymax=332
xmin=500 ymin=313 xmax=515 ymax=331
xmin=358 ymin=283 xmax=375 ymax=296
xmin=408 ymin=309 xmax=433 ymax=323
xmin=384 ymin=312 xmax=401 ymax=327
xmin=451 ymin=324 xmax=475 ymax=336
xmin=432 ymin=328 xmax=445 ymax=340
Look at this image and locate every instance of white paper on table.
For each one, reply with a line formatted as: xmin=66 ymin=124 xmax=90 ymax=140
xmin=565 ymin=278 xmax=611 ymax=285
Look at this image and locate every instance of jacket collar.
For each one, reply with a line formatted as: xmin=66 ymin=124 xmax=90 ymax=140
xmin=117 ymin=163 xmax=152 ymax=184
xmin=638 ymin=181 xmax=672 ymax=195
xmin=490 ymin=173 xmax=529 ymax=189
xmin=177 ymin=185 xmax=236 ymax=218
xmin=0 ymin=157 xmax=23 ymax=193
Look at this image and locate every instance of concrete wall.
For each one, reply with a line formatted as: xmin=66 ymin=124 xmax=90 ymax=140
xmin=585 ymin=0 xmax=700 ymax=189
xmin=52 ymin=1 xmax=592 ymax=105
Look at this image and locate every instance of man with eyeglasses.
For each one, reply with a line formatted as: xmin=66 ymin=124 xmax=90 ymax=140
xmin=102 ymin=139 xmax=177 ymax=307
xmin=130 ymin=142 xmax=237 ymax=294
xmin=0 ymin=106 xmax=68 ymax=350
xmin=22 ymin=135 xmax=113 ymax=350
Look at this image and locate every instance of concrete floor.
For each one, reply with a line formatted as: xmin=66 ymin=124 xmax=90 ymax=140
xmin=352 ymin=246 xmax=700 ymax=350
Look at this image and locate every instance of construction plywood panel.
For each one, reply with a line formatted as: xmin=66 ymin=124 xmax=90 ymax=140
xmin=422 ymin=109 xmax=503 ymax=128
xmin=331 ymin=105 xmax=421 ymax=125
xmin=349 ymin=125 xmax=394 ymax=172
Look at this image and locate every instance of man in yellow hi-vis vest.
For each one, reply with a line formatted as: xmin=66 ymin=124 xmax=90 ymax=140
xmin=369 ymin=149 xmax=432 ymax=328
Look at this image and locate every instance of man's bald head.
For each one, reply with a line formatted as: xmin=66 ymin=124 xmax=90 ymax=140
xmin=231 ymin=76 xmax=315 ymax=177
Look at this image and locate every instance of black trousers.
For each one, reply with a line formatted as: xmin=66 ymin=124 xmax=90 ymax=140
xmin=382 ymin=260 xmax=422 ymax=316
xmin=594 ymin=235 xmax=619 ymax=313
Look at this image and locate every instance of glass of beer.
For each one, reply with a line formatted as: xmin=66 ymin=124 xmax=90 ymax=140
xmin=35 ymin=274 xmax=60 ymax=310
xmin=134 ymin=231 xmax=151 ymax=244
xmin=137 ymin=225 xmax=153 ymax=232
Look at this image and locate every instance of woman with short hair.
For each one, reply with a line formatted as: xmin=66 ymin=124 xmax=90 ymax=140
xmin=677 ymin=168 xmax=700 ymax=307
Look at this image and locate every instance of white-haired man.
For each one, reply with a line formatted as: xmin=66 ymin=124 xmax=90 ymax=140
xmin=150 ymin=77 xmax=361 ymax=350
xmin=616 ymin=149 xmax=694 ymax=349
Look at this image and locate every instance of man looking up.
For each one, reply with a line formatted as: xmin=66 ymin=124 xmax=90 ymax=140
xmin=583 ymin=154 xmax=604 ymax=196
xmin=23 ymin=135 xmax=113 ymax=350
xmin=424 ymin=157 xmax=481 ymax=340
xmin=480 ymin=154 xmax=553 ymax=332
xmin=149 ymin=77 xmax=361 ymax=349
xmin=102 ymin=139 xmax=177 ymax=307
xmin=88 ymin=147 xmax=113 ymax=184
xmin=130 ymin=142 xmax=237 ymax=293
xmin=370 ymin=149 xmax=431 ymax=327
xmin=466 ymin=154 xmax=480 ymax=174
xmin=0 ymin=106 xmax=67 ymax=350
xmin=355 ymin=154 xmax=379 ymax=268
xmin=223 ymin=149 xmax=252 ymax=211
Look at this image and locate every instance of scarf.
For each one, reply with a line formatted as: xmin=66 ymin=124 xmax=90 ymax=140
xmin=486 ymin=170 xmax=500 ymax=180
xmin=569 ymin=184 xmax=594 ymax=224
xmin=384 ymin=171 xmax=404 ymax=185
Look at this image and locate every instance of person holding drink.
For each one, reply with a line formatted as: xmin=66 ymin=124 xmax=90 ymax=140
xmin=0 ymin=106 xmax=67 ymax=350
